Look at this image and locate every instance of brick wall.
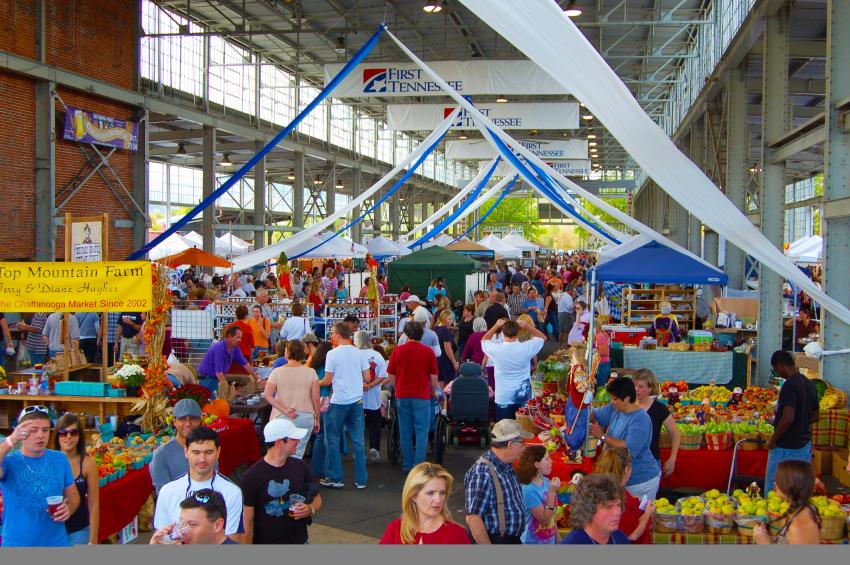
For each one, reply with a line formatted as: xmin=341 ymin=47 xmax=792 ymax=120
xmin=0 ymin=0 xmax=140 ymax=261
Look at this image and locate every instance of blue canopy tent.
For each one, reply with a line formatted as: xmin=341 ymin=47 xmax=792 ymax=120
xmin=593 ymin=235 xmax=728 ymax=285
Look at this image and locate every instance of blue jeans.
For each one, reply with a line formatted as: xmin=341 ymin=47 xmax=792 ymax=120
xmin=311 ymin=411 xmax=328 ymax=478
xmin=397 ymin=397 xmax=431 ymax=472
xmin=27 ymin=350 xmax=47 ymax=365
xmin=765 ymin=442 xmax=812 ymax=494
xmin=66 ymin=526 xmax=90 ymax=546
xmin=325 ymin=401 xmax=367 ymax=486
xmin=199 ymin=376 xmax=218 ymax=399
xmin=596 ymin=361 xmax=612 ymax=387
xmin=495 ymin=403 xmax=522 ymax=422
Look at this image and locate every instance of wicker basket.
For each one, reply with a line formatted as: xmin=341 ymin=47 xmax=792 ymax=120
xmin=734 ymin=514 xmax=767 ymax=537
xmin=819 ymin=514 xmax=847 ymax=541
xmin=654 ymin=513 xmax=681 ymax=533
xmin=705 ymin=511 xmax=735 ymax=535
xmin=659 ymin=429 xmax=672 ymax=450
xmin=681 ymin=513 xmax=706 ymax=534
xmin=692 ymin=342 xmax=712 ymax=352
xmin=705 ymin=431 xmax=733 ymax=451
xmin=680 ymin=432 xmax=704 ymax=450
xmin=732 ymin=431 xmax=762 ymax=450
xmin=768 ymin=512 xmax=788 ymax=535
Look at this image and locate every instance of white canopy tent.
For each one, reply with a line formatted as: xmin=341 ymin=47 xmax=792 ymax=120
xmin=365 ymin=236 xmax=411 ymax=257
xmin=318 ymin=232 xmax=367 ymax=258
xmin=787 ymin=235 xmax=823 ymax=264
xmin=418 ymin=234 xmax=454 ymax=249
xmin=501 ymin=232 xmax=538 ymax=252
xmin=148 ymin=233 xmax=198 ymax=260
xmin=183 ymin=231 xmax=203 ymax=246
xmin=477 ymin=234 xmax=523 ymax=259
xmin=215 ymin=233 xmax=252 ymax=256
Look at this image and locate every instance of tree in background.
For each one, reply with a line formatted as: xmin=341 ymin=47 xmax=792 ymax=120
xmin=479 ymin=192 xmax=546 ymax=242
xmin=573 ymin=197 xmax=628 ymax=248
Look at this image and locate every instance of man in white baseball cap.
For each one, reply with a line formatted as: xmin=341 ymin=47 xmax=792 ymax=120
xmin=399 ymin=295 xmax=434 ymax=341
xmin=240 ymin=418 xmax=321 ymax=544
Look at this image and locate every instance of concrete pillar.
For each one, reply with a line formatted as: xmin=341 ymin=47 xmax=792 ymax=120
xmin=253 ymin=140 xmax=265 ymax=250
xmin=390 ymin=192 xmax=401 ymax=240
xmin=351 ymin=166 xmax=362 ymax=243
xmin=822 ymin=0 xmax=850 ymax=393
xmin=758 ymin=7 xmax=790 ymax=383
xmin=292 ymin=151 xmax=305 ymax=230
xmin=704 ymin=230 xmax=720 ymax=266
xmin=650 ymin=184 xmax=665 ymax=233
xmin=689 ymin=119 xmax=705 ymax=254
xmin=725 ymin=64 xmax=749 ymax=289
xmin=202 ymin=125 xmax=216 ymax=257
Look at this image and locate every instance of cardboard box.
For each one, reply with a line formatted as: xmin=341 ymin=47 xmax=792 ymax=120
xmin=794 ymin=353 xmax=820 ymax=376
xmin=832 ymin=449 xmax=850 ymax=487
xmin=813 ymin=448 xmax=835 ymax=476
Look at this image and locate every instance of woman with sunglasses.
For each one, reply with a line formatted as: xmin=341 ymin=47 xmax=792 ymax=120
xmin=54 ymin=413 xmax=100 ymax=545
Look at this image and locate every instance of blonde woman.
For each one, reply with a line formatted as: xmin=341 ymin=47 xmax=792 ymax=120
xmin=379 ymin=463 xmax=470 ymax=544
xmin=633 ymin=369 xmax=681 ymax=477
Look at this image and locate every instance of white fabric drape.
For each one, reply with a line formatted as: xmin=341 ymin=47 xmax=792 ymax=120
xmin=403 ymin=156 xmax=499 ymax=240
xmin=456 ymin=0 xmax=850 ymax=326
xmin=229 ymin=108 xmax=461 ymax=272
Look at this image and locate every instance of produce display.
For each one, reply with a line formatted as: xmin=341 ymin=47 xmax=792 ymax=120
xmin=687 ymin=385 xmax=732 ymax=403
xmin=88 ymin=431 xmax=171 ymax=486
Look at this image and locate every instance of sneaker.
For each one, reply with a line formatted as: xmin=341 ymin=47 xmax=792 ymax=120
xmin=369 ymin=448 xmax=380 ymax=461
xmin=319 ymin=478 xmax=344 ymax=489
xmin=355 ymin=483 xmax=367 ymax=489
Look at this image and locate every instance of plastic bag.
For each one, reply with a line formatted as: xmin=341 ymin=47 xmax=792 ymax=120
xmin=17 ymin=344 xmax=31 ymax=366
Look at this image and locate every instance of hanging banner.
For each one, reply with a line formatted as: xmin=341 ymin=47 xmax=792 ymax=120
xmin=323 ymin=60 xmax=568 ymax=97
xmin=388 ymin=103 xmax=578 ymax=131
xmin=0 ymin=262 xmax=153 ymax=312
xmin=491 ymin=159 xmax=591 ymax=177
xmin=63 ymin=107 xmax=139 ymax=151
xmin=448 ymin=138 xmax=588 ymax=160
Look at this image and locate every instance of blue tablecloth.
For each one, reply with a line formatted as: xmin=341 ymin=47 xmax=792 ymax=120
xmin=621 ymin=349 xmax=734 ymax=384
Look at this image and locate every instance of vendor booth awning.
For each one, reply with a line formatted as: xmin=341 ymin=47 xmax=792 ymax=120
xmin=388 ymin=246 xmax=481 ymax=298
xmin=594 ymin=235 xmax=728 ymax=285
xmin=364 ymin=236 xmax=411 ymax=258
xmin=157 ymin=247 xmax=233 ymax=269
xmin=149 ymin=233 xmax=199 ymax=260
xmin=477 ymin=234 xmax=523 ymax=259
xmin=786 ymin=235 xmax=822 ymax=264
xmin=446 ymin=238 xmax=495 ymax=259
xmin=501 ymin=232 xmax=538 ymax=252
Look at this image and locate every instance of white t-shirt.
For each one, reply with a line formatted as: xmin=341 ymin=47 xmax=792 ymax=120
xmin=231 ymin=288 xmax=247 ymax=298
xmin=326 ymin=344 xmax=369 ymax=405
xmin=361 ymin=349 xmax=388 ymax=411
xmin=482 ymin=337 xmax=545 ymax=405
xmin=153 ymin=472 xmax=244 ymax=535
xmin=595 ymin=298 xmax=611 ymax=316
xmin=280 ymin=316 xmax=310 ymax=340
xmin=558 ymin=292 xmax=574 ymax=314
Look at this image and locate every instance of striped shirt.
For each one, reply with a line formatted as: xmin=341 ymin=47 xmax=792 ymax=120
xmin=24 ymin=313 xmax=49 ymax=354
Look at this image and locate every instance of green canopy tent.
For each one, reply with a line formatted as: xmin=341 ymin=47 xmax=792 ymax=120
xmin=387 ymin=246 xmax=481 ymax=300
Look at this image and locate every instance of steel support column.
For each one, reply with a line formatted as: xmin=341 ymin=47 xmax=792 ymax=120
xmin=202 ymin=126 xmax=216 ymax=258
xmin=132 ymin=112 xmax=149 ymax=253
xmin=390 ymin=192 xmax=401 ymax=240
xmin=292 ymin=152 xmax=305 ymax=230
xmin=351 ymin=166 xmax=362 ymax=243
xmin=34 ymin=0 xmax=54 ymax=260
xmin=326 ymin=165 xmax=336 ymax=218
xmin=822 ymin=0 xmax=850 ymax=393
xmin=253 ymin=140 xmax=266 ymax=249
xmin=758 ymin=8 xmax=790 ymax=383
xmin=704 ymin=230 xmax=720 ymax=266
xmin=688 ymin=118 xmax=705 ymax=254
xmin=725 ymin=64 xmax=749 ymax=289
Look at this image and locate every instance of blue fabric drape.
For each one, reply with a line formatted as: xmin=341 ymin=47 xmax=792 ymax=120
xmin=453 ymin=175 xmax=518 ymax=242
xmin=289 ymin=124 xmax=451 ymax=260
xmin=408 ymin=157 xmax=501 ymax=249
xmin=128 ymin=25 xmax=386 ymax=260
xmin=485 ymin=129 xmax=619 ymax=245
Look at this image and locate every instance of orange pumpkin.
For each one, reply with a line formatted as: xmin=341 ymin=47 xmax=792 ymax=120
xmin=203 ymin=398 xmax=230 ymax=419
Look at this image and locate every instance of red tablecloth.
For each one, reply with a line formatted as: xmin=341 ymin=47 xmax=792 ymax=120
xmin=543 ymin=443 xmax=768 ymax=493
xmin=96 ymin=417 xmax=260 ymax=542
xmin=660 ymin=447 xmax=768 ymax=491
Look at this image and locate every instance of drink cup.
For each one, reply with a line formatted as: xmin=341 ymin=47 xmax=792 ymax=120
xmin=164 ymin=524 xmax=189 ymax=544
xmin=46 ymin=496 xmax=64 ymax=516
xmin=288 ymin=494 xmax=306 ymax=517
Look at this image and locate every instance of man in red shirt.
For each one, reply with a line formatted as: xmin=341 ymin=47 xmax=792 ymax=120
xmin=387 ymin=321 xmax=438 ymax=473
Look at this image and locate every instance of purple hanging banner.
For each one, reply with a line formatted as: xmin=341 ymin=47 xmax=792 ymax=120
xmin=63 ymin=107 xmax=139 ymax=151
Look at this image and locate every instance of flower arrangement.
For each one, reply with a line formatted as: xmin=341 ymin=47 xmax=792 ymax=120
xmin=167 ymin=383 xmax=211 ymax=409
xmin=115 ymin=364 xmax=146 ymax=387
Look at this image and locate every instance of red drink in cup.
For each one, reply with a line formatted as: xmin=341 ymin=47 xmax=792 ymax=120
xmin=46 ymin=496 xmax=64 ymax=516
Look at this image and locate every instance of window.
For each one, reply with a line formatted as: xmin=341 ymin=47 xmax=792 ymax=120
xmin=329 ymin=100 xmax=353 ymax=150
xmin=356 ymin=112 xmax=376 ymax=158
xmin=259 ymin=63 xmax=295 ymax=126
xmin=376 ymin=121 xmax=394 ymax=164
xmin=209 ymin=37 xmax=256 ymax=116
xmin=296 ymin=84 xmax=328 ymax=141
xmin=140 ymin=0 xmax=204 ymax=97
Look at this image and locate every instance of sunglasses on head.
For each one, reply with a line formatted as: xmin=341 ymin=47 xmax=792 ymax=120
xmin=191 ymin=491 xmax=227 ymax=516
xmin=57 ymin=428 xmax=80 ymax=438
xmin=18 ymin=405 xmax=49 ymax=420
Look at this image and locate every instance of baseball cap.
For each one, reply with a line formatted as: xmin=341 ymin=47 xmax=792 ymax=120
xmin=264 ymin=418 xmax=309 ymax=443
xmin=491 ymin=419 xmax=533 ymax=443
xmin=405 ymin=295 xmax=424 ymax=305
xmin=412 ymin=308 xmax=430 ymax=323
xmin=173 ymin=399 xmax=202 ymax=419
xmin=302 ymin=333 xmax=319 ymax=344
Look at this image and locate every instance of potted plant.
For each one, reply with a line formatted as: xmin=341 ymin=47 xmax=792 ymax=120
xmin=115 ymin=364 xmax=145 ymax=397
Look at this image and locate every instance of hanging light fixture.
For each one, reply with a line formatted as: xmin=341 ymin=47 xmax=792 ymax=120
xmin=176 ymin=143 xmax=187 ymax=155
xmin=588 ymin=141 xmax=597 ymax=147
xmin=287 ymin=168 xmax=295 ymax=181
xmin=582 ymin=114 xmax=594 ymax=121
xmin=423 ymin=1 xmax=442 ymax=13
xmin=313 ymin=175 xmax=322 ymax=185
xmin=458 ymin=134 xmax=468 ymax=140
xmin=334 ymin=36 xmax=347 ymax=55
xmin=587 ymin=134 xmax=597 ymax=139
xmin=335 ymin=180 xmax=344 ymax=189
xmin=564 ymin=1 xmax=582 ymax=18
xmin=220 ymin=153 xmax=232 ymax=167
xmin=495 ymin=96 xmax=508 ymax=103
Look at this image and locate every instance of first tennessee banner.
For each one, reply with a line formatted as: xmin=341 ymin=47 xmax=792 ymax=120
xmin=0 ymin=262 xmax=153 ymax=312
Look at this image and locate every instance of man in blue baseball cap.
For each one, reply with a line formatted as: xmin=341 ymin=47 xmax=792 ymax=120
xmin=150 ymin=399 xmax=205 ymax=493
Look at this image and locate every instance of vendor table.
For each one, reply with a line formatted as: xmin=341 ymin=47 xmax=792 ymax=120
xmin=95 ymin=417 xmax=260 ymax=542
xmin=659 ymin=447 xmax=767 ymax=491
xmin=621 ymin=350 xmax=735 ymax=385
xmin=651 ymin=532 xmax=844 ymax=544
